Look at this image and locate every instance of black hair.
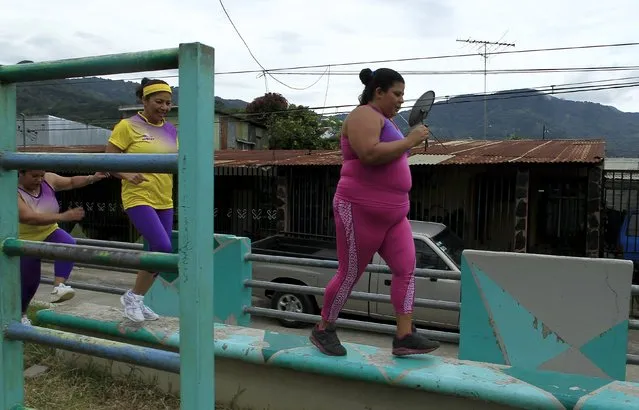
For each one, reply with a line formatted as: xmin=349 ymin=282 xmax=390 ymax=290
xmin=135 ymin=77 xmax=170 ymax=100
xmin=358 ymin=68 xmax=404 ymax=105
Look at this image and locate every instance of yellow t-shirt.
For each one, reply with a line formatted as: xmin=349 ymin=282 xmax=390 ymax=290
xmin=108 ymin=113 xmax=178 ymax=210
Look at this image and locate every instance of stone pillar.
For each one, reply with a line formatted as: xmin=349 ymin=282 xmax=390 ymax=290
xmin=513 ymin=169 xmax=529 ymax=253
xmin=276 ymin=172 xmax=288 ymax=233
xmin=586 ymin=165 xmax=603 ymax=258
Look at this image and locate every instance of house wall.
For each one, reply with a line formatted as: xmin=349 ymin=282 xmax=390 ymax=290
xmin=283 ymin=163 xmax=599 ymax=256
xmin=284 ymin=165 xmax=517 ymax=251
xmin=16 ymin=115 xmax=111 ymax=146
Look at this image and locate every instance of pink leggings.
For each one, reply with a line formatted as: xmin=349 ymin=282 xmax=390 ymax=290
xmin=321 ymin=197 xmax=416 ymax=322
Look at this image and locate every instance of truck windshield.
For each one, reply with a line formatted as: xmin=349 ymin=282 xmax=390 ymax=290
xmin=431 ymin=228 xmax=465 ymax=268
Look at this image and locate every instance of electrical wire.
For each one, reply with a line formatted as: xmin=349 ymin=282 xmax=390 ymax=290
xmin=217 ymin=0 xmax=328 ymax=91
xmin=23 ymin=78 xmax=639 ymax=131
xmin=10 ymin=40 xmax=639 ymax=88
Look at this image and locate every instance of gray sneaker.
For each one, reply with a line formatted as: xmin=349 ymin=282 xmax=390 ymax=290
xmin=392 ymin=325 xmax=440 ymax=356
xmin=310 ymin=323 xmax=347 ymax=356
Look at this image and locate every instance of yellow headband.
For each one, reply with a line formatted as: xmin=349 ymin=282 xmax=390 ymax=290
xmin=142 ymin=83 xmax=172 ymax=98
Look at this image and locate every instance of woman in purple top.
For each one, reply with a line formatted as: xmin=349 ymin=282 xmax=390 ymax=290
xmin=310 ymin=68 xmax=440 ymax=357
xmin=18 ymin=170 xmax=106 ymax=324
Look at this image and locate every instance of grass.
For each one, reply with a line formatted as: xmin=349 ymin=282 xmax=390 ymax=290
xmin=21 ymin=304 xmax=238 ymax=410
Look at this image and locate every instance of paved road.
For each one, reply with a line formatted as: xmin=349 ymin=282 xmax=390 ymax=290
xmin=33 ymin=263 xmax=639 ymax=381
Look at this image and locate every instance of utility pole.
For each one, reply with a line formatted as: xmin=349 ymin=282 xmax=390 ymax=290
xmin=456 ymin=38 xmax=515 ymax=139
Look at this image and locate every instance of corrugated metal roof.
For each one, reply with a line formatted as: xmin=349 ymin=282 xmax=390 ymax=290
xmin=408 ymin=154 xmax=455 ymax=165
xmin=414 ymin=139 xmax=604 ymax=165
xmin=16 ymin=138 xmax=604 ymax=167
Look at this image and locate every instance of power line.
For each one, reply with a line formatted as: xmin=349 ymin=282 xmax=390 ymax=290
xmin=20 ymin=78 xmax=639 ymax=132
xmin=217 ymin=41 xmax=639 ymax=75
xmin=21 ymin=78 xmax=639 ymax=123
xmin=262 ymin=65 xmax=639 ymax=76
xmin=217 ymin=0 xmax=327 ymax=91
xmin=7 ymin=40 xmax=639 ymax=88
xmin=15 ymin=63 xmax=639 ymax=93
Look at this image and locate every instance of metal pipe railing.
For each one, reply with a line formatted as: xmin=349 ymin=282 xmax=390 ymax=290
xmin=2 ymin=239 xmax=178 ymax=272
xmin=4 ymin=322 xmax=180 ymax=373
xmin=0 ymin=47 xmax=179 ymax=83
xmin=40 ymin=278 xmax=126 ymax=296
xmin=0 ymin=152 xmax=179 ymax=173
xmin=245 ymin=279 xmax=461 ymax=311
xmin=245 ymin=253 xmax=461 ymax=280
xmin=74 ymin=238 xmax=144 ymax=251
xmin=244 ymin=306 xmax=461 ymax=343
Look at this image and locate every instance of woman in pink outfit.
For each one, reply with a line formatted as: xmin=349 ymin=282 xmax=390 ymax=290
xmin=310 ymin=68 xmax=440 ymax=357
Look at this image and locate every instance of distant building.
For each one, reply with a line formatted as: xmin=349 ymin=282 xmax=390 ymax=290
xmin=15 ymin=115 xmax=111 ymax=147
xmin=117 ymin=105 xmax=268 ymax=150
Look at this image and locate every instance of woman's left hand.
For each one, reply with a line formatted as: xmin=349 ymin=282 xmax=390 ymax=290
xmin=93 ymin=172 xmax=110 ymax=180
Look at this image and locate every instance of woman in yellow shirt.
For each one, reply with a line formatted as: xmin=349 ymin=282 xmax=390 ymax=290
xmin=105 ymin=77 xmax=178 ymax=323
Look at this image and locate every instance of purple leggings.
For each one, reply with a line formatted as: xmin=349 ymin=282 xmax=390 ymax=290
xmin=126 ymin=205 xmax=174 ymax=275
xmin=21 ymin=228 xmax=76 ymax=313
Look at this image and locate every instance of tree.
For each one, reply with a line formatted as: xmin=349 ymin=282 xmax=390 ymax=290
xmin=245 ymin=92 xmax=289 ymax=123
xmin=267 ymin=104 xmax=341 ymax=150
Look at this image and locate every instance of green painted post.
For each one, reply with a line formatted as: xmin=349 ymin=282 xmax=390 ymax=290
xmin=0 ymin=81 xmax=24 ymax=407
xmin=177 ymin=42 xmax=215 ymax=409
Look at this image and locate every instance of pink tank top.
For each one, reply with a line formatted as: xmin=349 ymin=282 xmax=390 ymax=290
xmin=335 ymin=105 xmax=412 ymax=208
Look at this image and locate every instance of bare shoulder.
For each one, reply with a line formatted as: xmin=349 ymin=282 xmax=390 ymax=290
xmin=345 ymin=106 xmax=383 ymax=135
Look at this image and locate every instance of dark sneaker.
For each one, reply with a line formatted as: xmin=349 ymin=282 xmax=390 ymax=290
xmin=392 ymin=326 xmax=440 ymax=356
xmin=310 ymin=323 xmax=347 ymax=356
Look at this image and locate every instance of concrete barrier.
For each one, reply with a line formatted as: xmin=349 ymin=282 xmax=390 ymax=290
xmin=458 ymin=250 xmax=637 ymax=408
xmin=36 ymin=303 xmax=639 ymax=409
xmin=142 ymin=231 xmax=252 ymax=326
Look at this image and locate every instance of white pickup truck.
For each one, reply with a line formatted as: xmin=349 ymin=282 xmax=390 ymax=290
xmin=250 ymin=220 xmax=464 ymax=329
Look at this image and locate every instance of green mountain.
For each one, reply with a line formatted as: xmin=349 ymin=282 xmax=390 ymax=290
xmin=16 ymin=77 xmax=247 ymax=131
xmin=16 ymin=78 xmax=639 ymax=157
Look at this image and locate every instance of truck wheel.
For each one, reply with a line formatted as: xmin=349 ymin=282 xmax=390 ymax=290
xmin=270 ymin=292 xmax=314 ymax=328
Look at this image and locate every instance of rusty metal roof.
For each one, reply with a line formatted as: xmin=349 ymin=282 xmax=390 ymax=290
xmin=412 ymin=139 xmax=605 ymax=165
xmin=16 ymin=138 xmax=604 ymax=167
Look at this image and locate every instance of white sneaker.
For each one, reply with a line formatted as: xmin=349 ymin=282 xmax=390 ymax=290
xmin=141 ymin=304 xmax=159 ymax=321
xmin=121 ymin=290 xmax=145 ymax=322
xmin=21 ymin=315 xmax=32 ymax=326
xmin=120 ymin=291 xmax=159 ymax=322
xmin=51 ymin=283 xmax=75 ymax=303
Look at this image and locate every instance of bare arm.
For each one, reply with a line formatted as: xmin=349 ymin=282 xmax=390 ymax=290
xmin=44 ymin=172 xmax=103 ymax=192
xmin=346 ymin=107 xmax=413 ymax=166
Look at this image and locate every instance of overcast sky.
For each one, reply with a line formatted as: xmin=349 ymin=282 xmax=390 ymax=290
xmin=2 ymin=0 xmax=639 ymax=114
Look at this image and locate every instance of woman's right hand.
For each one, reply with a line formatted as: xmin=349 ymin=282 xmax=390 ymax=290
xmin=121 ymin=173 xmax=148 ymax=185
xmin=60 ymin=207 xmax=85 ymax=222
xmin=406 ymin=124 xmax=431 ymax=148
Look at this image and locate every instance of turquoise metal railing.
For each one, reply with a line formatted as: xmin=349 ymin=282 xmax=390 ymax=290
xmin=0 ymin=42 xmax=216 ymax=410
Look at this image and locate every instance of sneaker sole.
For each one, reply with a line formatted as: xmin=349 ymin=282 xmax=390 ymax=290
xmin=51 ymin=291 xmax=75 ymax=303
xmin=392 ymin=346 xmax=440 ymax=356
xmin=309 ymin=335 xmax=347 ymax=356
xmin=143 ymin=315 xmax=160 ymax=321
